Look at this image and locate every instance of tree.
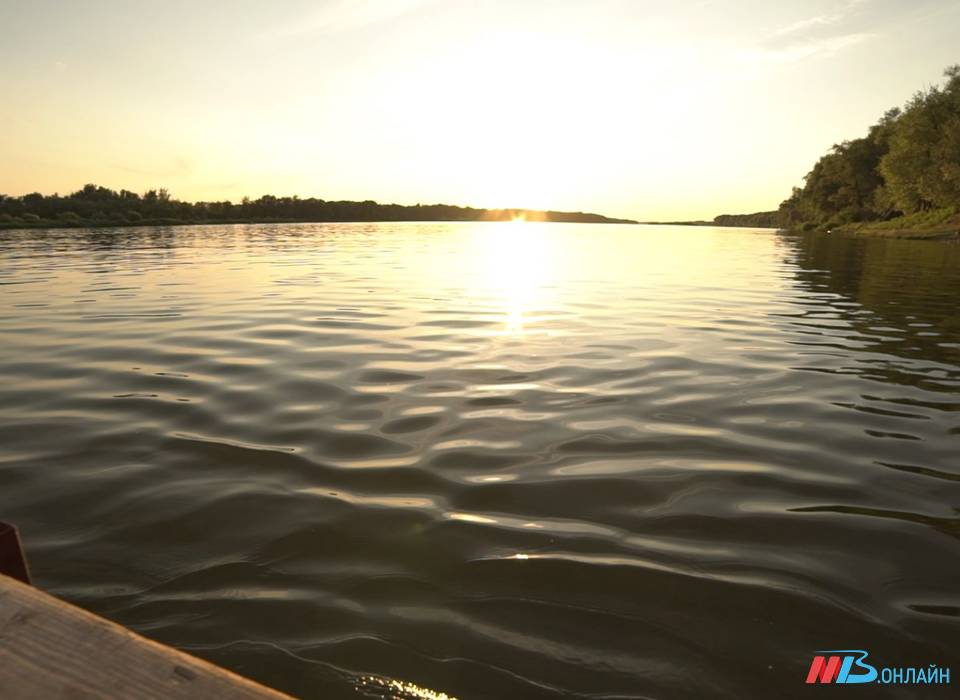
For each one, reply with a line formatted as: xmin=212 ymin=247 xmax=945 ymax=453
xmin=778 ymin=135 xmax=887 ymax=227
xmin=880 ymin=65 xmax=960 ymax=212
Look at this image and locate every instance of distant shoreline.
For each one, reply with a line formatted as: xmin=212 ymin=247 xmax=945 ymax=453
xmin=0 ymin=215 xmax=639 ymax=232
xmin=0 ymin=184 xmax=637 ymax=231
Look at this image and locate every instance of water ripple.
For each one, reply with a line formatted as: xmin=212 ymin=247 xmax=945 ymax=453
xmin=1 ymin=223 xmax=959 ymax=699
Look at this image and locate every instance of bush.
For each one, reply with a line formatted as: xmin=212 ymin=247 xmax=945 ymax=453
xmin=21 ymin=213 xmax=40 ymax=222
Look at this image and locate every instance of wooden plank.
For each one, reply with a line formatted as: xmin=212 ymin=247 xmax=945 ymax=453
xmin=0 ymin=574 xmax=293 ymax=699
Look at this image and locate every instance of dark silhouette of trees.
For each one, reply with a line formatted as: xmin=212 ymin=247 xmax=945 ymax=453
xmin=0 ymin=187 xmax=635 ymax=229
xmin=778 ymin=65 xmax=960 ymax=231
xmin=712 ymin=210 xmax=781 ymax=227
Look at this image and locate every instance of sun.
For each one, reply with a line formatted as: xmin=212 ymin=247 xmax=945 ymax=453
xmin=510 ymin=213 xmax=527 ymax=223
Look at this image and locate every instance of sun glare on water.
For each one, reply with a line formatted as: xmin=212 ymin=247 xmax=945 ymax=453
xmin=467 ymin=222 xmax=557 ymax=335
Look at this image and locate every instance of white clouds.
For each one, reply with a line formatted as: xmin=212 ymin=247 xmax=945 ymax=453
xmin=773 ymin=0 xmax=870 ymax=38
xmin=756 ymin=31 xmax=874 ymax=64
xmin=744 ymin=0 xmax=877 ymax=67
xmin=774 ymin=14 xmax=838 ymax=38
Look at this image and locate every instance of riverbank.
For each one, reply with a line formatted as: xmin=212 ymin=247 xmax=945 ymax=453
xmin=0 ymin=213 xmax=638 ymax=231
xmin=830 ymin=208 xmax=960 ymax=240
xmin=0 ymin=185 xmax=637 ymax=230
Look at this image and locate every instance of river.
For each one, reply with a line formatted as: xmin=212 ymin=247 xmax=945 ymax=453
xmin=1 ymin=222 xmax=957 ymax=698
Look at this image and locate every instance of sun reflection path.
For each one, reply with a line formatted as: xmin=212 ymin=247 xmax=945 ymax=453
xmin=354 ymin=674 xmax=458 ymax=700
xmin=468 ymin=221 xmax=556 ymax=335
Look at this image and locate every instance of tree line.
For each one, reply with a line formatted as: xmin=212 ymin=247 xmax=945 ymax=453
xmin=713 ymin=65 xmax=960 ymax=230
xmin=0 ymin=186 xmax=635 ymax=228
xmin=780 ymin=65 xmax=960 ymax=229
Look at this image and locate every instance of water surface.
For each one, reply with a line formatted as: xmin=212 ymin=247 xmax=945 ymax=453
xmin=1 ymin=223 xmax=958 ymax=699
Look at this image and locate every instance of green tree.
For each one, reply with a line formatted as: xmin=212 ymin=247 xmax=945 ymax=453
xmin=880 ymin=65 xmax=960 ymax=212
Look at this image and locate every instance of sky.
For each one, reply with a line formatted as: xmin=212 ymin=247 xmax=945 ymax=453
xmin=1 ymin=0 xmax=958 ymax=221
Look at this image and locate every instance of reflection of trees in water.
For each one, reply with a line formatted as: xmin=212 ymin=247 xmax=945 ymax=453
xmin=77 ymin=226 xmax=179 ymax=250
xmin=0 ymin=227 xmax=183 ymax=280
xmin=775 ymin=231 xmax=960 ymax=394
xmin=1 ymin=225 xmax=179 ymax=251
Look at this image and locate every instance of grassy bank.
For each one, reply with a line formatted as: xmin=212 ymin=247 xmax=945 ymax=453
xmin=831 ymin=207 xmax=960 ymax=239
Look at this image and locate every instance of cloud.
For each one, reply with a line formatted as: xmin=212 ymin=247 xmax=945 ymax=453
xmin=767 ymin=0 xmax=952 ymax=48
xmin=744 ymin=0 xmax=878 ymax=65
xmin=759 ymin=32 xmax=874 ymax=64
xmin=773 ymin=0 xmax=869 ymax=39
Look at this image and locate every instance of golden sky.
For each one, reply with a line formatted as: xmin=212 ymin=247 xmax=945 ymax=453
xmin=1 ymin=0 xmax=958 ymax=220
